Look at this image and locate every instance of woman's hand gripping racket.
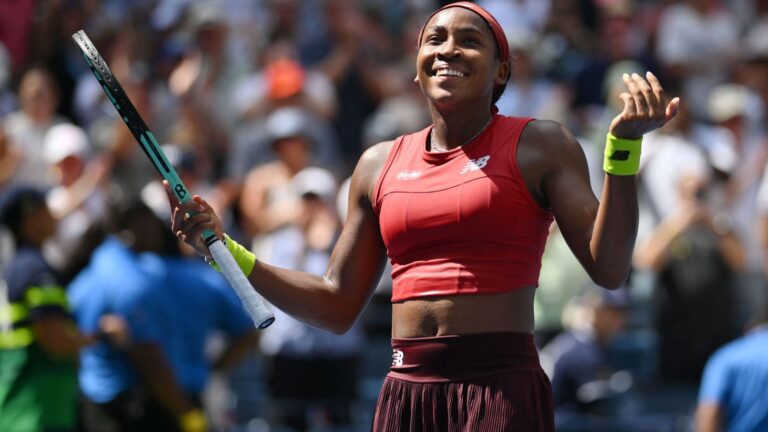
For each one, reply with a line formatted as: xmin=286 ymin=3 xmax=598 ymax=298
xmin=72 ymin=30 xmax=274 ymax=329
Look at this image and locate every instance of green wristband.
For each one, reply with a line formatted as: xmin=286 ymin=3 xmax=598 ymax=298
xmin=205 ymin=235 xmax=257 ymax=276
xmin=603 ymin=133 xmax=642 ymax=176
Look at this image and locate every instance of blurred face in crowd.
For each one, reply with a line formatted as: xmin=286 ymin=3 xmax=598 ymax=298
xmin=197 ymin=23 xmax=227 ymax=55
xmin=593 ymin=304 xmax=627 ymax=343
xmin=19 ymin=69 xmax=59 ymax=123
xmin=274 ymin=136 xmax=310 ymax=172
xmin=416 ymin=8 xmax=507 ymax=111
xmin=22 ymin=202 xmax=57 ymax=247
xmin=600 ymin=15 xmax=632 ymax=62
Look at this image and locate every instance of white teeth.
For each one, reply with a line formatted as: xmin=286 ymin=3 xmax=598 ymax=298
xmin=435 ymin=69 xmax=466 ymax=77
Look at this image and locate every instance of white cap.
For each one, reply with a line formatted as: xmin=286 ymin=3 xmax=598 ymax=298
xmin=292 ymin=167 xmax=337 ymax=203
xmin=266 ymin=107 xmax=311 ymax=144
xmin=43 ymin=123 xmax=90 ymax=164
xmin=708 ymin=84 xmax=749 ymax=123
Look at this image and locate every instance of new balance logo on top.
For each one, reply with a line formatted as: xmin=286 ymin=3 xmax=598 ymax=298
xmin=460 ymin=155 xmax=491 ymax=174
xmin=396 ymin=170 xmax=422 ymax=180
xmin=392 ymin=349 xmax=404 ymax=366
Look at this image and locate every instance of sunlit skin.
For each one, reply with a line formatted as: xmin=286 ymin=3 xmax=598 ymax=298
xmin=166 ymin=6 xmax=678 ymax=338
xmin=417 ymin=8 xmax=508 ymax=152
xmin=416 ymin=9 xmax=506 ymax=111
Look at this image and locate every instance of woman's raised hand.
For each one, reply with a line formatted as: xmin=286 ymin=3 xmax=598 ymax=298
xmin=609 ymin=71 xmax=680 ymax=139
xmin=163 ymin=180 xmax=225 ymax=259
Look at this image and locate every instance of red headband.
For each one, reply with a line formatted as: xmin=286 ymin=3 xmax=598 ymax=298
xmin=417 ymin=1 xmax=510 ymax=65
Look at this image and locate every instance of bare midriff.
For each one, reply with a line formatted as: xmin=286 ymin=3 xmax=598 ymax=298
xmin=390 ymin=287 xmax=536 ymax=338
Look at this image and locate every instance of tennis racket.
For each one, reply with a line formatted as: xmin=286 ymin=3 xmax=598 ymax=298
xmin=72 ymin=30 xmax=275 ymax=329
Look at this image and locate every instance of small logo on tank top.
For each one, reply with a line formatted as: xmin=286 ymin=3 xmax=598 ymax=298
xmin=392 ymin=349 xmax=404 ymax=366
xmin=460 ymin=155 xmax=491 ymax=174
xmin=396 ymin=170 xmax=422 ymax=180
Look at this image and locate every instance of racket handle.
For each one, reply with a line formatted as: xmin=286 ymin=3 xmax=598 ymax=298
xmin=208 ymin=239 xmax=275 ymax=329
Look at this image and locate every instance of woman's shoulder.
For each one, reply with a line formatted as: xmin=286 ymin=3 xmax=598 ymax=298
xmin=516 ymin=119 xmax=588 ymax=205
xmin=349 ymin=140 xmax=397 ymax=201
xmin=519 ymin=119 xmax=582 ymax=156
xmin=357 ymin=140 xmax=396 ymax=178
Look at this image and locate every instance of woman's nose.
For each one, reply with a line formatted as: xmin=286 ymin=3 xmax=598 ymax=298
xmin=436 ymin=37 xmax=460 ymax=58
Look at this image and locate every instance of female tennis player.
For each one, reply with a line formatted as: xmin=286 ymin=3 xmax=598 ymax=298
xmin=168 ymin=2 xmax=678 ymax=430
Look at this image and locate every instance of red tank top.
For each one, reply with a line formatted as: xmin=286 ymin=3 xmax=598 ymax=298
xmin=373 ymin=115 xmax=553 ymax=302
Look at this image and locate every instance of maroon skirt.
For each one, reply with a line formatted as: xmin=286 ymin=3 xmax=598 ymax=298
xmin=372 ymin=332 xmax=554 ymax=432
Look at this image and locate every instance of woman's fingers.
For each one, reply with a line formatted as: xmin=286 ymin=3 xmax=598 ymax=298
xmin=162 ymin=181 xmax=221 ymax=258
xmin=620 ymin=92 xmax=636 ymax=117
xmin=177 ymin=212 xmax=211 ymax=234
xmin=645 ymin=71 xmax=667 ymax=114
xmin=163 ymin=180 xmax=180 ymax=207
xmin=665 ymin=97 xmax=681 ymax=123
xmin=613 ymin=71 xmax=680 ymax=137
xmin=623 ymin=73 xmax=647 ymax=116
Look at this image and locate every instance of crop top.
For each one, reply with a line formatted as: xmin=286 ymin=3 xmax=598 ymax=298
xmin=372 ymin=115 xmax=554 ymax=302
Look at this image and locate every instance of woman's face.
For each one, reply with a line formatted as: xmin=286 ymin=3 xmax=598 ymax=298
xmin=416 ymin=8 xmax=507 ymax=111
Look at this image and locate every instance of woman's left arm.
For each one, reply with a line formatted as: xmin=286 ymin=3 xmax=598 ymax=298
xmin=525 ymin=72 xmax=678 ymax=289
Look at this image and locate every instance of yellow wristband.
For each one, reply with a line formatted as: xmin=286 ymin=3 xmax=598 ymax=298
xmin=179 ymin=409 xmax=206 ymax=432
xmin=603 ymin=133 xmax=642 ymax=176
xmin=205 ymin=235 xmax=257 ymax=276
xmin=224 ymin=234 xmax=257 ymax=276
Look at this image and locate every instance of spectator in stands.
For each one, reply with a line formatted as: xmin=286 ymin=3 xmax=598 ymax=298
xmin=42 ymin=123 xmax=110 ymax=276
xmin=68 ymin=201 xmax=206 ymax=432
xmin=238 ymin=108 xmax=316 ymax=243
xmin=706 ymin=84 xmax=768 ymax=326
xmin=228 ymin=41 xmax=342 ymax=180
xmin=541 ymin=286 xmax=631 ymax=415
xmin=635 ymin=172 xmax=744 ymax=384
xmin=257 ymin=166 xmax=365 ymax=431
xmin=695 ymin=310 xmax=768 ymax=432
xmin=655 ymin=0 xmax=740 ymax=119
xmin=0 ymin=186 xmax=126 ymax=432
xmin=2 ymin=68 xmax=66 ymax=188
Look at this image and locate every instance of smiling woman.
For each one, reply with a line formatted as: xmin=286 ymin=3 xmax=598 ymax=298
xmin=167 ymin=1 xmax=679 ymax=431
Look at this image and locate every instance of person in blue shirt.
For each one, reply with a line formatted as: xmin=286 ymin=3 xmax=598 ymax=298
xmin=69 ymin=200 xmax=200 ymax=432
xmin=695 ymin=311 xmax=768 ymax=432
xmin=69 ymin=200 xmax=256 ymax=432
xmin=139 ymin=251 xmax=258 ymax=398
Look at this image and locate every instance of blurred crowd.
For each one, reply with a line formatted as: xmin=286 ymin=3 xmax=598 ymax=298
xmin=1 ymin=0 xmax=768 ymax=431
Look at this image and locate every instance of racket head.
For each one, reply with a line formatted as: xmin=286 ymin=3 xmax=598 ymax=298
xmin=72 ymin=30 xmax=190 ymax=204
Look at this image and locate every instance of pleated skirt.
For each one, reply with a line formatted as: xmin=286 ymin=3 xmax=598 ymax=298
xmin=372 ymin=332 xmax=554 ymax=432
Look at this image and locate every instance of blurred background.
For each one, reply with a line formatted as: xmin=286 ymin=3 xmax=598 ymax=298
xmin=1 ymin=0 xmax=767 ymax=431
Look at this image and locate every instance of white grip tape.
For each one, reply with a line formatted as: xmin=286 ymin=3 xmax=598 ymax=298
xmin=208 ymin=240 xmax=275 ymax=329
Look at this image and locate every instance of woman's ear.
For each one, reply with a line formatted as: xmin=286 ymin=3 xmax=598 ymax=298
xmin=414 ymin=75 xmax=419 ymax=83
xmin=495 ymin=62 xmax=510 ymax=86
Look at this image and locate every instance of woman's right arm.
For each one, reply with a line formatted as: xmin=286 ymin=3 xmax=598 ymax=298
xmin=168 ymin=142 xmax=392 ymax=334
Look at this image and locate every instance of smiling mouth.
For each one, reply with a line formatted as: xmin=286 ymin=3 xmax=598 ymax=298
xmin=433 ymin=68 xmax=467 ymax=78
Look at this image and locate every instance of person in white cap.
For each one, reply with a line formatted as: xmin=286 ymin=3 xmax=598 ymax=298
xmin=42 ymin=123 xmax=109 ymax=274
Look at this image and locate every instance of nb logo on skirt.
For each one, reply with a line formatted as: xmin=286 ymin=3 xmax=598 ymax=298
xmin=392 ymin=349 xmax=404 ymax=366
